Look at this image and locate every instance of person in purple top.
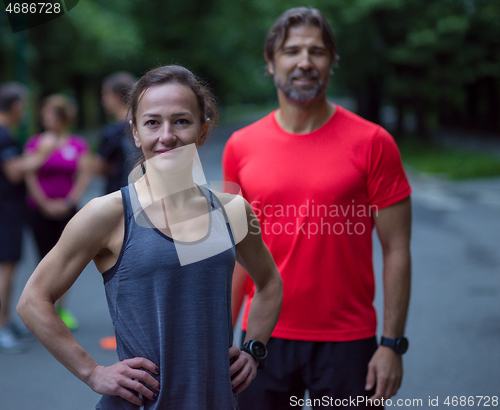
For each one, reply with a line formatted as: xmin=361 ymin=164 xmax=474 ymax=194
xmin=24 ymin=94 xmax=91 ymax=330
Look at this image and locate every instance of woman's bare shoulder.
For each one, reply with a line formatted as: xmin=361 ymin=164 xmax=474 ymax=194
xmin=43 ymin=191 xmax=125 ymax=263
xmin=69 ymin=191 xmax=124 ymax=240
xmin=83 ymin=191 xmax=123 ymax=217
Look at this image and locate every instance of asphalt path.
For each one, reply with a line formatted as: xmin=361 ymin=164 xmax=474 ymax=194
xmin=1 ymin=120 xmax=499 ymax=409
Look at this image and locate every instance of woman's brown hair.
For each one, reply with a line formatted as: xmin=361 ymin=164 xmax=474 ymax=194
xmin=42 ymin=94 xmax=78 ymax=128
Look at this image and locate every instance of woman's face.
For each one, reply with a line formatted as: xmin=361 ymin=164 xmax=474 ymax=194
xmin=131 ymin=83 xmax=208 ymax=164
xmin=41 ymin=106 xmax=64 ymax=133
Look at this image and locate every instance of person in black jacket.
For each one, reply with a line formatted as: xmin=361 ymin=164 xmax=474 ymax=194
xmin=94 ymin=72 xmax=141 ymax=194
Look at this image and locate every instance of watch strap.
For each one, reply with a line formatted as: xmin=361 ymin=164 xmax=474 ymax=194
xmin=380 ymin=336 xmax=409 ymax=355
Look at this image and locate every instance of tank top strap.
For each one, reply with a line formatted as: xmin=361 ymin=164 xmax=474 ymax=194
xmin=102 ymin=185 xmax=134 ymax=284
xmin=120 ymin=184 xmax=135 ymax=221
xmin=198 ymin=185 xmax=235 ymax=247
xmin=198 ymin=185 xmax=216 ymax=210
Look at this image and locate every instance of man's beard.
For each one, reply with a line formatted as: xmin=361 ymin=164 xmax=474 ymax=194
xmin=274 ymin=69 xmax=329 ymax=105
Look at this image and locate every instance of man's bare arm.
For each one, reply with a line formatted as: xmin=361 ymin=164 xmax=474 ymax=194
xmin=366 ymin=196 xmax=412 ymax=400
xmin=231 ymin=262 xmax=248 ymax=327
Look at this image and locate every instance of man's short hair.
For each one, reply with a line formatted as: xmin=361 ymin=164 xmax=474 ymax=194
xmin=265 ymin=7 xmax=338 ymax=67
xmin=0 ymin=82 xmax=27 ymax=113
xmin=102 ymin=72 xmax=136 ymax=104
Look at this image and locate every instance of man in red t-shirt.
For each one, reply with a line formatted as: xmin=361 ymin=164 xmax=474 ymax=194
xmin=223 ymin=7 xmax=412 ymax=409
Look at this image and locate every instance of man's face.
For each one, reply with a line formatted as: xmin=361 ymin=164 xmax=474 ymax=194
xmin=268 ymin=25 xmax=331 ymax=105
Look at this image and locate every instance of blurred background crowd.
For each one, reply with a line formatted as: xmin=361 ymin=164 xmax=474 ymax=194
xmin=0 ymin=71 xmax=140 ymax=351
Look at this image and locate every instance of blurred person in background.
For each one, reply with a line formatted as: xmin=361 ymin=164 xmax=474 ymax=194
xmin=24 ymin=94 xmax=91 ymax=330
xmin=94 ymin=72 xmax=140 ymax=194
xmin=0 ymin=82 xmax=54 ymax=352
xmin=223 ymin=7 xmax=412 ymax=409
xmin=94 ymin=72 xmax=140 ymax=351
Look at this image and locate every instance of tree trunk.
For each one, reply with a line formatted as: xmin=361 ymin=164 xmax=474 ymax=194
xmin=395 ymin=97 xmax=405 ymax=137
xmin=485 ymin=76 xmax=499 ymax=134
xmin=414 ymin=94 xmax=428 ymax=141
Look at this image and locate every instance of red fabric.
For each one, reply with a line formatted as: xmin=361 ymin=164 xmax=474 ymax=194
xmin=222 ymin=105 xmax=412 ymax=342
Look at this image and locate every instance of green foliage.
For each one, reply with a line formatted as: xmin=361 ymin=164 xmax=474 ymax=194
xmin=0 ymin=0 xmax=498 ymax=133
xmin=399 ymin=138 xmax=500 ymax=179
xmin=67 ymin=0 xmax=142 ymax=69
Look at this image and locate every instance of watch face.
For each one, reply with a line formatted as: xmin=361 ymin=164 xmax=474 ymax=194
xmin=252 ymin=341 xmax=267 ymax=358
xmin=396 ymin=337 xmax=409 ymax=354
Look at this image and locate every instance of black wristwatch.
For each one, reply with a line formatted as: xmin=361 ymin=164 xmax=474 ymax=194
xmin=380 ymin=336 xmax=409 ymax=355
xmin=241 ymin=340 xmax=267 ymax=368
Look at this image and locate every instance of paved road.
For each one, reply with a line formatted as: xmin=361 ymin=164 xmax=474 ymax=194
xmin=1 ymin=123 xmax=499 ymax=409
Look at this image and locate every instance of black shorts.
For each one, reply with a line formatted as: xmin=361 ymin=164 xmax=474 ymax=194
xmin=238 ymin=332 xmax=380 ymax=410
xmin=0 ymin=200 xmax=26 ymax=262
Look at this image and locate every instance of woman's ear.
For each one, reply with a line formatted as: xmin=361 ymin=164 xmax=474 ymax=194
xmin=130 ymin=120 xmax=141 ymax=148
xmin=198 ymin=119 xmax=209 ymax=147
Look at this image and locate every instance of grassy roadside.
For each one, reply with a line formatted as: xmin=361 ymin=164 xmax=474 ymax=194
xmin=218 ymin=102 xmax=278 ymax=126
xmin=398 ymin=138 xmax=500 ymax=180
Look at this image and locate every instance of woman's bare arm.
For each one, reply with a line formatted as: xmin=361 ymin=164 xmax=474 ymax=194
xmin=2 ymin=136 xmax=56 ymax=184
xmin=66 ymin=152 xmax=92 ymax=205
xmin=25 ymin=171 xmax=49 ymax=207
xmin=17 ymin=194 xmax=160 ymax=406
xmin=235 ymin=201 xmax=282 ymax=346
xmin=221 ymin=195 xmax=283 ymax=393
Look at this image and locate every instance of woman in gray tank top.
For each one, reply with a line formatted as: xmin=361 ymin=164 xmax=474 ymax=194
xmin=18 ymin=65 xmax=283 ymax=409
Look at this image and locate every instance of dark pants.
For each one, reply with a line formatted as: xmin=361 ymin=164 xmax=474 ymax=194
xmin=238 ymin=332 xmax=380 ymax=410
xmin=0 ymin=200 xmax=25 ymax=262
xmin=29 ymin=208 xmax=75 ymax=259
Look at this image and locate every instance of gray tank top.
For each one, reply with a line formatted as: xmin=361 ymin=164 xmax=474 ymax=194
xmin=96 ymin=184 xmax=237 ymax=410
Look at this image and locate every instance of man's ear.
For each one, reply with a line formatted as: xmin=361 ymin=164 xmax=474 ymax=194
xmin=264 ymin=53 xmax=274 ymax=76
xmin=198 ymin=119 xmax=209 ymax=147
xmin=130 ymin=120 xmax=141 ymax=148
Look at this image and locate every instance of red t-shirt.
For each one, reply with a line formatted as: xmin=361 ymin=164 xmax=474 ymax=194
xmin=222 ymin=104 xmax=412 ymax=342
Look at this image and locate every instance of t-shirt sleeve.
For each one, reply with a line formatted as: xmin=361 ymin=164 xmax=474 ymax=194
xmin=366 ymin=127 xmax=412 ymax=209
xmin=97 ymin=127 xmax=120 ymax=159
xmin=0 ymin=130 xmax=19 ymax=163
xmin=222 ymin=136 xmax=241 ymax=186
xmin=75 ymin=136 xmax=90 ymax=155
